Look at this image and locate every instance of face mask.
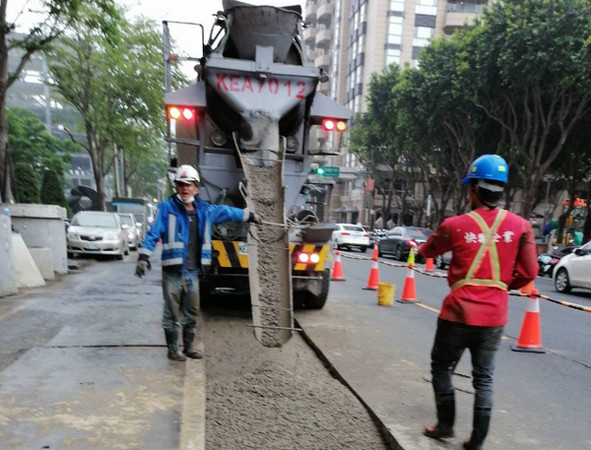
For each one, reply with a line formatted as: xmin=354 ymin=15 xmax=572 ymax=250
xmin=176 ymin=194 xmax=195 ymax=204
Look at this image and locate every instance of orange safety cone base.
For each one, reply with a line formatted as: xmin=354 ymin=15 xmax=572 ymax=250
xmin=511 ymin=310 xmax=544 ymax=353
xmin=363 ymin=260 xmax=380 ymax=290
xmin=363 ymin=287 xmax=378 ymax=291
xmin=425 ymin=257 xmax=434 ymax=271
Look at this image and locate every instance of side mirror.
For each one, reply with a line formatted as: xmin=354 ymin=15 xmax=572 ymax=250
xmin=574 ymin=248 xmax=585 ymax=256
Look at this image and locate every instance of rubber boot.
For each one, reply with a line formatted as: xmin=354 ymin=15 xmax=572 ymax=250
xmin=424 ymin=391 xmax=455 ymax=439
xmin=164 ymin=329 xmax=186 ymax=361
xmin=183 ymin=328 xmax=203 ymax=359
xmin=464 ymin=407 xmax=491 ymax=450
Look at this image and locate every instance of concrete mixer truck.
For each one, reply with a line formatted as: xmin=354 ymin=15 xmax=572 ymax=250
xmin=162 ymin=0 xmax=351 ymax=347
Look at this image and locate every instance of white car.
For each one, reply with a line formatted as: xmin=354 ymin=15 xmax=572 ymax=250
xmin=553 ymin=241 xmax=591 ymax=293
xmin=67 ymin=211 xmax=129 ymax=260
xmin=331 ymin=223 xmax=370 ymax=252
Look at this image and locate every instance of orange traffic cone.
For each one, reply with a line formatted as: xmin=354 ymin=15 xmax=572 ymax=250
xmin=520 ymin=280 xmax=535 ymax=295
xmin=371 ymin=241 xmax=379 ymax=260
xmin=512 ymin=289 xmax=545 ymax=353
xmin=363 ymin=247 xmax=380 ymax=290
xmin=425 ymin=257 xmax=434 ymax=272
xmin=397 ymin=249 xmax=417 ymax=303
xmin=331 ymin=250 xmax=345 ymax=281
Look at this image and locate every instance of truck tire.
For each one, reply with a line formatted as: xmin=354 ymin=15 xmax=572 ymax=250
xmin=305 ymin=269 xmax=330 ymax=309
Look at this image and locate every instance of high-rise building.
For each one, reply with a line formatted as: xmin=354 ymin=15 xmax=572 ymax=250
xmin=304 ymin=0 xmax=494 ymax=224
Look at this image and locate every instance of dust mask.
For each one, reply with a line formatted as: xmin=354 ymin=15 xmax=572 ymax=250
xmin=176 ymin=194 xmax=195 ymax=204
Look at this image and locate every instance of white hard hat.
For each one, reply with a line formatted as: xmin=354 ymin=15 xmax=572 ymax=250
xmin=175 ymin=165 xmax=200 ymax=185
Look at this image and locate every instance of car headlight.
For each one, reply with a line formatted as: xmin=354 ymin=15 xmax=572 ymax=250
xmin=105 ymin=233 xmax=118 ymax=240
xmin=127 ymin=232 xmax=134 ymax=240
xmin=68 ymin=232 xmax=79 ymax=240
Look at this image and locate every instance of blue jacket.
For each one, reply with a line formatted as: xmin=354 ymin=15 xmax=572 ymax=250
xmin=139 ymin=195 xmax=245 ymax=271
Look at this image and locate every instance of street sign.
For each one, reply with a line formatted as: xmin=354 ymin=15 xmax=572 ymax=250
xmin=320 ymin=166 xmax=340 ymax=177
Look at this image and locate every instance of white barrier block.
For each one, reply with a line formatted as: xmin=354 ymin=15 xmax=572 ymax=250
xmin=29 ymin=247 xmax=55 ymax=281
xmin=12 ymin=233 xmax=45 ymax=288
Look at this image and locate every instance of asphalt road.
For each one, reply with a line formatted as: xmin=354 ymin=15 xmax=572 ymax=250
xmin=297 ymin=250 xmax=591 ymax=449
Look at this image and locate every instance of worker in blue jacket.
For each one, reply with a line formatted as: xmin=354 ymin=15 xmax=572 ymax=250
xmin=136 ymin=164 xmax=261 ymax=360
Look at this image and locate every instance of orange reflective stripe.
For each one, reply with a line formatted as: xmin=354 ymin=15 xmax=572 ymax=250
xmin=451 ymin=209 xmax=508 ymax=291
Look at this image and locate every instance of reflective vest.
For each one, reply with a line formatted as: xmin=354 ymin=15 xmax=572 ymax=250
xmin=451 ymin=209 xmax=508 ymax=292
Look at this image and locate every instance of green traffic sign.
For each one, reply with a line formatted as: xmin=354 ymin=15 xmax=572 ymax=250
xmin=320 ymin=166 xmax=340 ymax=177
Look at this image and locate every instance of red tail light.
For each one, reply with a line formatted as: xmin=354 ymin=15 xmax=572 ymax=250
xmin=322 ymin=118 xmax=347 ymax=132
xmin=340 ymin=232 xmax=350 ymax=236
xmin=296 ymin=252 xmax=320 ymax=264
xmin=168 ymin=106 xmax=196 ymax=121
xmin=364 ymin=233 xmax=369 ymax=237
xmin=297 ymin=252 xmax=310 ymax=263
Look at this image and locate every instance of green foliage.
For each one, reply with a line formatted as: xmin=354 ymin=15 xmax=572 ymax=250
xmin=46 ymin=2 xmax=181 ymax=207
xmin=41 ymin=170 xmax=68 ymax=208
xmin=13 ymin=162 xmax=41 ymax=204
xmin=6 ymin=108 xmax=77 ymax=185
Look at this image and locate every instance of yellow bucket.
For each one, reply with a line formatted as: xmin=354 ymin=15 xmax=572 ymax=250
xmin=377 ymin=282 xmax=396 ymax=306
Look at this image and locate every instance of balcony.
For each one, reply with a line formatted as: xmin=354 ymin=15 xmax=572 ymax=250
xmin=315 ymin=28 xmax=333 ymax=49
xmin=444 ymin=11 xmax=478 ymax=33
xmin=305 ymin=3 xmax=317 ymax=23
xmin=315 ymin=54 xmax=331 ymax=71
xmin=317 ymin=2 xmax=334 ymax=25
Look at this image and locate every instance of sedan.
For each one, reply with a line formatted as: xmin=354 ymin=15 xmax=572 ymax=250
xmin=332 ymin=223 xmax=370 ymax=252
xmin=67 ymin=211 xmax=129 ymax=260
xmin=553 ymin=241 xmax=591 ymax=293
xmin=118 ymin=213 xmax=140 ymax=250
xmin=378 ymin=226 xmax=429 ymax=262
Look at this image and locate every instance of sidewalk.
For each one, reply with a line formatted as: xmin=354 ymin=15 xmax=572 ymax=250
xmin=0 ymin=249 xmax=205 ymax=450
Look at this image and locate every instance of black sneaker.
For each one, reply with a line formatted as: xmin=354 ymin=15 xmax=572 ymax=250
xmin=167 ymin=349 xmax=187 ymax=361
xmin=183 ymin=349 xmax=203 ymax=359
xmin=423 ymin=425 xmax=454 ymax=439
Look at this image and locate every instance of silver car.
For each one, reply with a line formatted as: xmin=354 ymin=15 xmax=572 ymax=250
xmin=67 ymin=211 xmax=129 ymax=260
xmin=118 ymin=213 xmax=140 ymax=250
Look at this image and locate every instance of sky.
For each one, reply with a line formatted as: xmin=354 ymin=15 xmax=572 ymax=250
xmin=7 ymin=0 xmax=306 ymax=76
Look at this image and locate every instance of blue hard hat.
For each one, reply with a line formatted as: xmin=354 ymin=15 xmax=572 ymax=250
xmin=461 ymin=154 xmax=508 ymax=185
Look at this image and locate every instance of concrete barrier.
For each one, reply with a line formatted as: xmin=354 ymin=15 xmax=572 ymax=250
xmin=12 ymin=233 xmax=45 ymax=288
xmin=29 ymin=247 xmax=55 ymax=281
xmin=4 ymin=204 xmax=67 ymax=275
xmin=0 ymin=216 xmax=17 ymax=297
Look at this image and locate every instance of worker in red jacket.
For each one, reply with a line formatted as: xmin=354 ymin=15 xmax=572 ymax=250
xmin=419 ymin=154 xmax=538 ymax=450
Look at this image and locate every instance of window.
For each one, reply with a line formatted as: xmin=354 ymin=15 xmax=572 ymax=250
xmin=385 ymin=48 xmax=401 ymax=66
xmin=415 ymin=0 xmax=437 ymax=15
xmin=389 ymin=0 xmax=405 ymax=12
xmin=387 ymin=15 xmax=403 ymax=45
xmin=413 ymin=26 xmax=434 ymax=47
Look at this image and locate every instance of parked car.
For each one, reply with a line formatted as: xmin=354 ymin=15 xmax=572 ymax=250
xmin=332 ymin=223 xmax=370 ymax=252
xmin=67 ymin=211 xmax=129 ymax=260
xmin=378 ymin=226 xmax=430 ymax=262
xmin=118 ymin=213 xmax=140 ymax=250
xmin=361 ymin=227 xmax=376 ymax=249
xmin=553 ymin=241 xmax=591 ymax=293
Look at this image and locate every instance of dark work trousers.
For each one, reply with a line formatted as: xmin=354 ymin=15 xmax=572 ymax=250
xmin=430 ymin=318 xmax=504 ymax=445
xmin=161 ymin=269 xmax=199 ymax=331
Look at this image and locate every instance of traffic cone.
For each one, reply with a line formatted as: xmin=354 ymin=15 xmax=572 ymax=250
xmin=425 ymin=257 xmax=434 ymax=272
xmin=520 ymin=280 xmax=535 ymax=295
xmin=362 ymin=246 xmax=380 ymax=290
xmin=397 ymin=248 xmax=417 ymax=303
xmin=512 ymin=289 xmax=545 ymax=353
xmin=331 ymin=250 xmax=345 ymax=281
xmin=371 ymin=241 xmax=379 ymax=260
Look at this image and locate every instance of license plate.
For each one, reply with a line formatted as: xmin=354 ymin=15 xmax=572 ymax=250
xmin=85 ymin=244 xmax=99 ymax=250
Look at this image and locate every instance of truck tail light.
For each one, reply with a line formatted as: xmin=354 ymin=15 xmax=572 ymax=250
xmin=168 ymin=106 xmax=196 ymax=121
xmin=296 ymin=252 xmax=320 ymax=264
xmin=322 ymin=118 xmax=347 ymax=132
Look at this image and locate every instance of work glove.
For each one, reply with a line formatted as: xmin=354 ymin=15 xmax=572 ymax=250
xmin=243 ymin=209 xmax=263 ymax=225
xmin=135 ymin=253 xmax=151 ymax=277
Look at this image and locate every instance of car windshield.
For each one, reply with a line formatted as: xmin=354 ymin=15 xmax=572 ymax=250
xmin=72 ymin=213 xmax=118 ymax=228
xmin=119 ymin=215 xmax=134 ymax=226
xmin=408 ymin=228 xmax=429 ymax=239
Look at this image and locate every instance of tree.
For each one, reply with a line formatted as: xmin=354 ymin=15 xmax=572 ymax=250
xmin=47 ymin=5 xmax=171 ymax=209
xmin=41 ymin=169 xmax=67 ymax=209
xmin=6 ymin=108 xmax=76 ymax=184
xmin=0 ymin=0 xmax=113 ymax=201
xmin=13 ymin=161 xmax=40 ymax=203
xmin=472 ymin=0 xmax=591 ymax=218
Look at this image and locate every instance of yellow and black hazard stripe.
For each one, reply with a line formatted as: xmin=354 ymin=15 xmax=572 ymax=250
xmin=212 ymin=240 xmax=330 ymax=272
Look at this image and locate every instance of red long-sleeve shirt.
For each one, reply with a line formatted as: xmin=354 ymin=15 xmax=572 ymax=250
xmin=419 ymin=208 xmax=538 ymax=326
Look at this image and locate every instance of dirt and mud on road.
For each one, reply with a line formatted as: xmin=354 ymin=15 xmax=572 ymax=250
xmin=203 ymin=301 xmax=390 ymax=450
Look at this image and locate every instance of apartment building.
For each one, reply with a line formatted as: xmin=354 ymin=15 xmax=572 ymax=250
xmin=304 ymin=0 xmax=493 ymax=224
